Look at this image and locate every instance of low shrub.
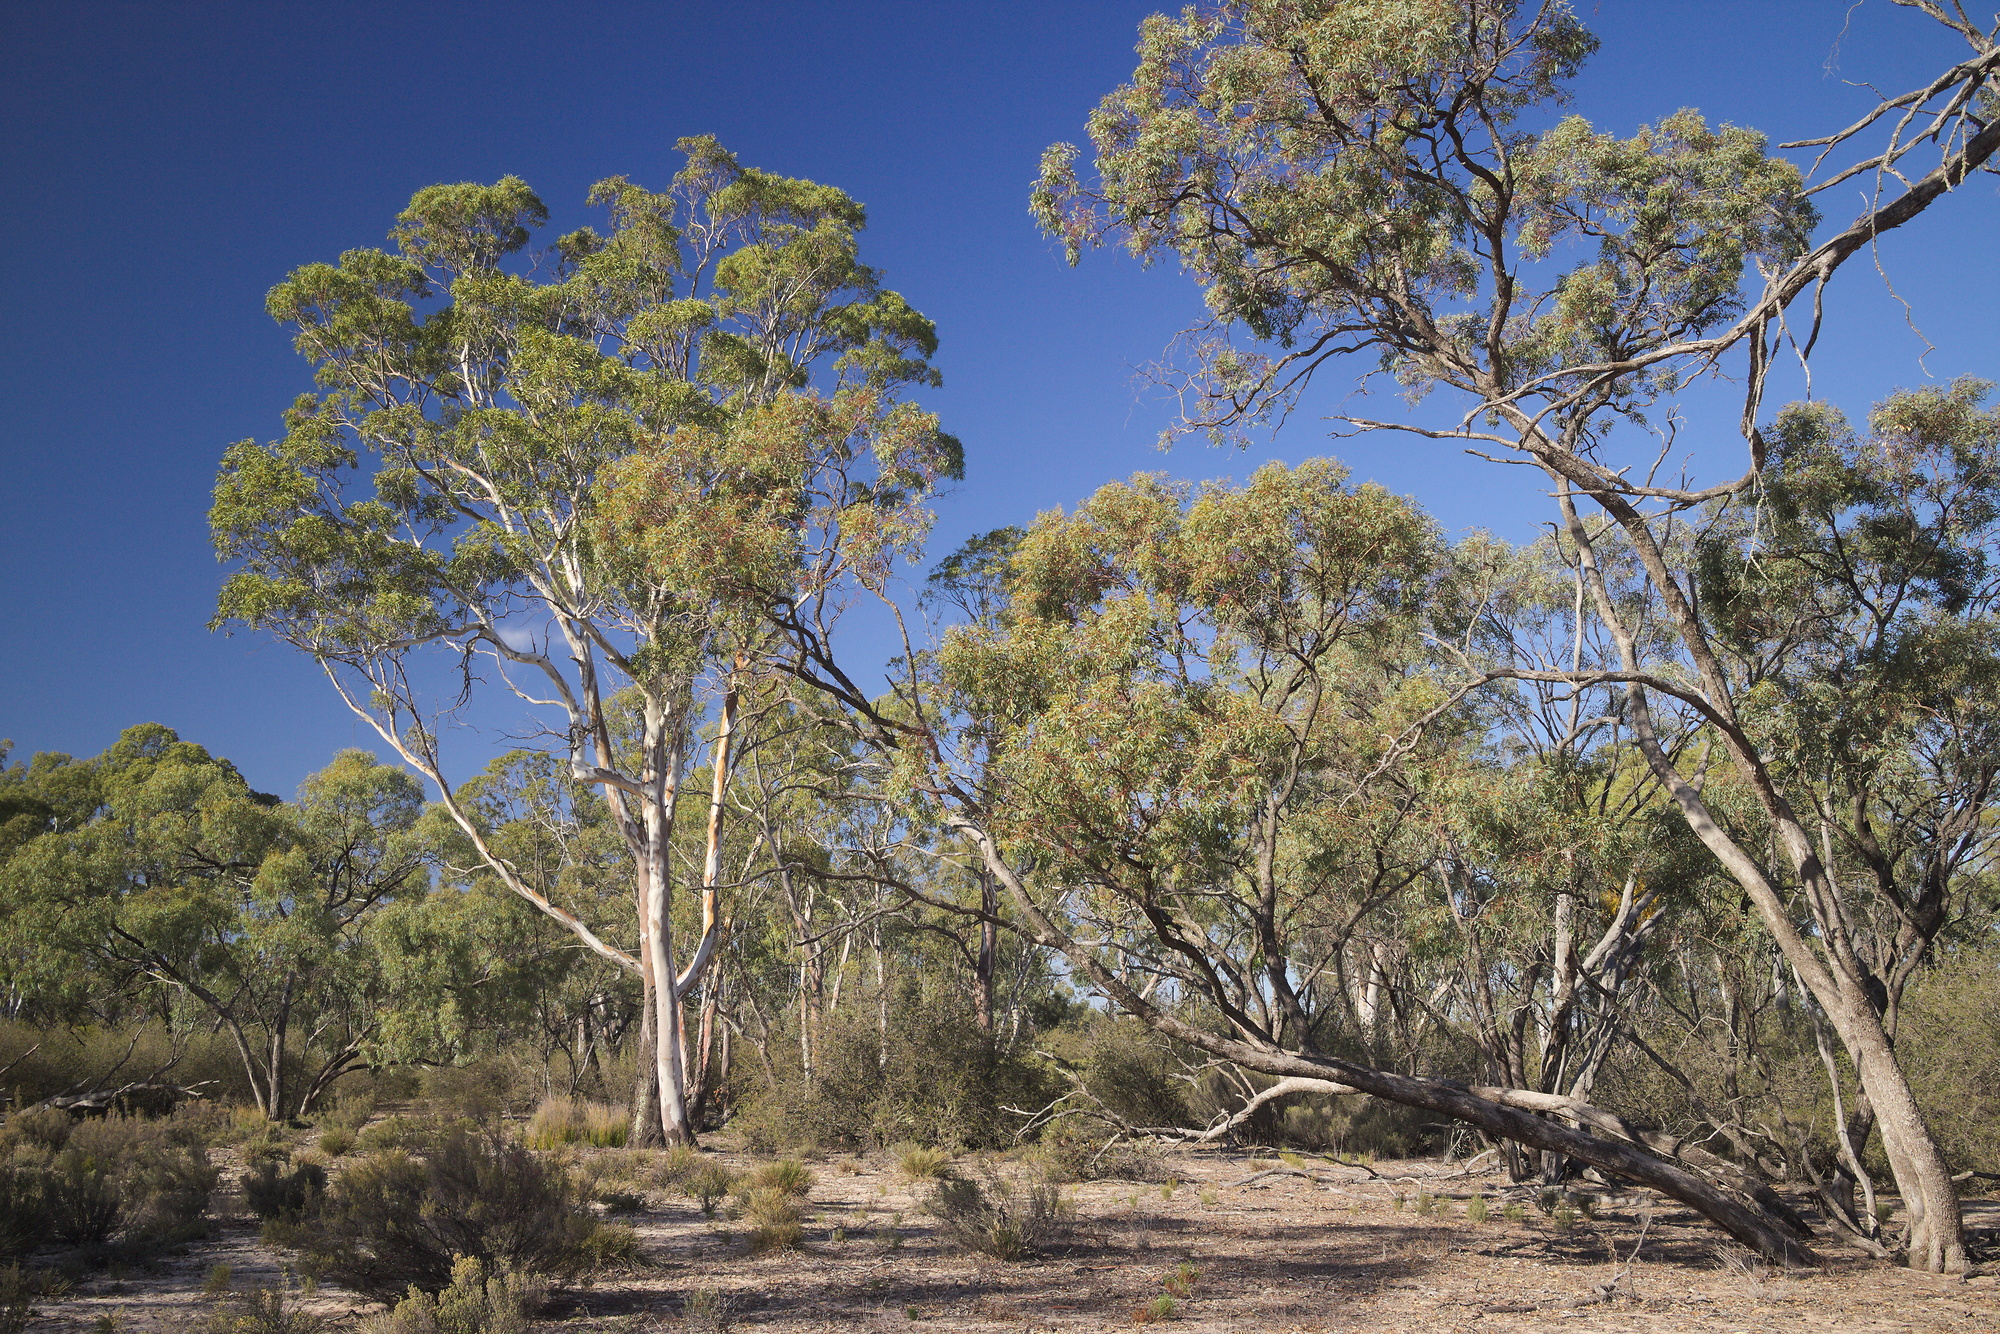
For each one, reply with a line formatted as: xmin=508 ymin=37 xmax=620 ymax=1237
xmin=651 ymin=1144 xmax=702 ymax=1190
xmin=1030 ymin=1119 xmax=1165 ymax=1183
xmin=43 ymin=1152 xmax=123 ymax=1246
xmin=354 ymin=1116 xmax=430 ymax=1153
xmin=739 ymin=1160 xmax=813 ymax=1198
xmin=737 ymin=999 xmax=1060 ymax=1152
xmin=201 ymin=1273 xmax=324 ymax=1334
xmin=317 ymin=1128 xmax=354 ymax=1157
xmin=2 ymin=1106 xmax=73 ymax=1155
xmin=521 ymin=1098 xmax=627 ymax=1150
xmin=736 ymin=1188 xmax=805 ymax=1253
xmin=418 ymin=1060 xmax=535 ymax=1126
xmin=1 ymin=1264 xmax=38 ymax=1334
xmin=318 ymin=1090 xmax=376 ymax=1135
xmin=67 ymin=1115 xmax=218 ymax=1247
xmin=680 ymin=1287 xmax=733 ymax=1334
xmin=577 ymin=1223 xmax=643 ymax=1272
xmin=0 ymin=1167 xmax=45 ymax=1259
xmin=677 ymin=1162 xmax=736 ymax=1215
xmin=277 ymin=1132 xmax=607 ymax=1295
xmin=359 ymin=1256 xmax=544 ymax=1334
xmin=242 ymin=1159 xmax=327 ymax=1223
xmin=923 ymin=1172 xmax=1071 ymax=1261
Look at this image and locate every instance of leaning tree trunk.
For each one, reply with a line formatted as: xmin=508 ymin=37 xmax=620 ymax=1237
xmin=1831 ymin=991 xmax=1965 ymax=1271
xmin=957 ymin=817 xmax=1822 ymax=1267
xmin=1549 ymin=480 xmax=1969 ymax=1271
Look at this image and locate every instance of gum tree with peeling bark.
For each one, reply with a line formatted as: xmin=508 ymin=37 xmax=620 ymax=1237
xmin=210 ymin=142 xmax=956 ymax=1144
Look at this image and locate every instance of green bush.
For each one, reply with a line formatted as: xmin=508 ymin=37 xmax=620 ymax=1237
xmin=200 ymin=1273 xmax=324 ymax=1334
xmin=1900 ymin=944 xmax=2000 ymax=1175
xmin=739 ymin=1160 xmax=813 ymax=1197
xmin=0 ymin=1167 xmax=45 ymax=1259
xmin=894 ymin=1145 xmax=954 ymax=1181
xmin=1 ymin=1106 xmax=73 ymax=1155
xmin=738 ymin=997 xmax=1059 ymax=1153
xmin=923 ymin=1172 xmax=1071 ymax=1261
xmin=520 ymin=1098 xmax=627 ymax=1150
xmin=736 ymin=1188 xmax=806 ymax=1253
xmin=1 ymin=1113 xmax=216 ymax=1256
xmin=1 ymin=1264 xmax=43 ymax=1334
xmin=0 ymin=1021 xmax=258 ymax=1111
xmin=677 ymin=1162 xmax=736 ymax=1215
xmin=1031 ymin=1118 xmax=1165 ymax=1183
xmin=1038 ymin=1017 xmax=1192 ymax=1132
xmin=651 ymin=1143 xmax=702 ymax=1190
xmin=242 ymin=1159 xmax=327 ymax=1223
xmin=43 ymin=1151 xmax=122 ymax=1246
xmin=278 ymin=1132 xmax=607 ymax=1295
xmin=418 ymin=1060 xmax=535 ymax=1126
xmin=355 ymin=1116 xmax=432 ymax=1153
xmin=358 ymin=1256 xmax=544 ymax=1334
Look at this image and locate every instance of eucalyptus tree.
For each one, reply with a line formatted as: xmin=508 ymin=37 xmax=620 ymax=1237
xmin=211 ymin=140 xmax=957 ymax=1142
xmin=1033 ymin=0 xmax=1999 ymax=1270
xmin=0 ymin=727 xmax=428 ymax=1118
xmin=871 ymin=460 xmax=1820 ymax=1261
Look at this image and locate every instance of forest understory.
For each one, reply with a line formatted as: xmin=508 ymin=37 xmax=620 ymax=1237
xmin=15 ymin=1114 xmax=2000 ymax=1334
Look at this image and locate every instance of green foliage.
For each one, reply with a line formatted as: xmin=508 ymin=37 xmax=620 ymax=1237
xmin=1029 ymin=1119 xmax=1166 ymax=1184
xmin=71 ymin=1116 xmax=218 ymax=1248
xmin=358 ymin=1257 xmax=544 ymax=1334
xmin=893 ymin=1145 xmax=954 ymax=1181
xmin=355 ymin=1116 xmax=431 ymax=1153
xmin=521 ymin=1097 xmax=627 ymax=1150
xmin=2 ymin=1115 xmax=218 ymax=1256
xmin=680 ymin=1287 xmax=734 ymax=1334
xmin=650 ymin=1143 xmax=703 ymax=1189
xmin=42 ymin=1151 xmax=122 ymax=1246
xmin=2 ymin=1107 xmax=72 ymax=1154
xmin=1898 ymin=944 xmax=2000 ymax=1174
xmin=740 ymin=997 xmax=1057 ymax=1152
xmin=0 ymin=1265 xmax=38 ymax=1334
xmin=242 ymin=1159 xmax=327 ymax=1223
xmin=0 ymin=1168 xmax=45 ymax=1259
xmin=0 ymin=732 xmax=429 ymax=1119
xmin=736 ymin=1188 xmax=806 ymax=1253
xmin=277 ymin=1132 xmax=605 ymax=1295
xmin=675 ymin=1162 xmax=736 ymax=1216
xmin=922 ymin=1173 xmax=1072 ymax=1261
xmin=739 ymin=1159 xmax=813 ymax=1197
xmin=201 ymin=1273 xmax=324 ymax=1334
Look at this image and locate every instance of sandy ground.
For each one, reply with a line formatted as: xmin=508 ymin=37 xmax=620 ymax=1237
xmin=21 ymin=1133 xmax=2000 ymax=1334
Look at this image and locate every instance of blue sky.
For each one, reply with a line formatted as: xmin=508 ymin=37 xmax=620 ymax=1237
xmin=3 ymin=1 xmax=1995 ymax=797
